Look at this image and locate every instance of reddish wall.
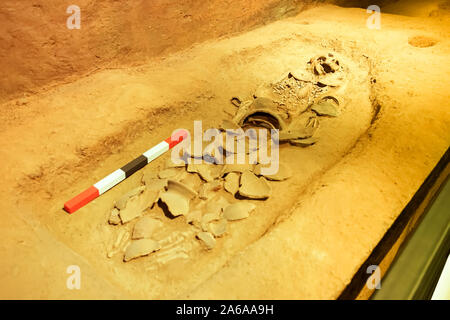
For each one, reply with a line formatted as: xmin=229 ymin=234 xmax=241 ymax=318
xmin=0 ymin=0 xmax=329 ymax=103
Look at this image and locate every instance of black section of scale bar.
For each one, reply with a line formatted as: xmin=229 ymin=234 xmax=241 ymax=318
xmin=120 ymin=155 xmax=148 ymax=178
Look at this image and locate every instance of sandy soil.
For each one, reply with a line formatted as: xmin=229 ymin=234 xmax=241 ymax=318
xmin=0 ymin=3 xmax=449 ymax=299
xmin=0 ymin=0 xmax=319 ymax=104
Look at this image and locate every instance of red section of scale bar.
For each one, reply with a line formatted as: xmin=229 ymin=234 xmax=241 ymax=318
xmin=165 ymin=129 xmax=189 ymax=148
xmin=64 ymin=186 xmax=99 ymax=214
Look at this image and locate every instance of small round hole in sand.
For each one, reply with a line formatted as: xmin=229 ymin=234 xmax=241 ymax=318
xmin=408 ymin=36 xmax=438 ymax=48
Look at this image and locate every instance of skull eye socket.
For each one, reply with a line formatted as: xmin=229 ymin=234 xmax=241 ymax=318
xmin=322 ymin=63 xmax=334 ymax=73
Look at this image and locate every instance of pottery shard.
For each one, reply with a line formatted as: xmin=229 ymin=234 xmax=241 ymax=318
xmin=180 ymin=173 xmax=202 ymax=190
xmin=221 ymin=133 xmax=259 ymax=157
xmin=239 ymin=170 xmax=271 ymax=199
xmin=280 ymin=113 xmax=319 ymax=142
xmin=232 ymin=100 xmax=253 ymax=124
xmin=279 ymin=130 xmax=312 ymax=141
xmin=208 ymin=219 xmax=227 ymax=237
xmin=132 ymin=216 xmax=163 ymax=240
xmin=108 ymin=208 xmax=122 ymax=225
xmin=201 ymin=212 xmax=220 ymax=231
xmin=198 ymin=180 xmax=222 ymax=200
xmin=160 ymin=193 xmax=189 ymax=217
xmin=142 ymin=175 xmax=168 ymax=191
xmin=205 ymin=196 xmax=230 ymax=215
xmin=141 ymin=171 xmax=158 ymax=183
xmin=119 ymin=188 xmax=159 ymax=223
xmin=288 ymin=111 xmax=319 ymax=129
xmin=224 ymin=172 xmax=240 ymax=195
xmin=158 ymin=168 xmax=181 ymax=179
xmin=311 ymin=100 xmax=339 ymax=117
xmin=209 ymin=165 xmax=224 ymax=180
xmin=168 ymin=179 xmax=197 ymax=198
xmin=251 ymin=97 xmax=277 ymax=110
xmin=165 ymin=157 xmax=186 ymax=168
xmin=187 ymin=163 xmax=214 ymax=182
xmin=221 ymin=163 xmax=255 ymax=176
xmin=123 ymin=239 xmax=161 ymax=262
xmin=160 ymin=180 xmax=197 ymax=217
xmin=196 ymin=232 xmax=216 ymax=250
xmin=254 ymin=83 xmax=274 ymax=99
xmin=289 ymin=136 xmax=319 ymax=147
xmin=141 ymin=187 xmax=160 ymax=205
xmin=115 ymin=186 xmax=146 ymax=210
xmin=223 ymin=202 xmax=255 ymax=221
xmin=118 ymin=200 xmax=142 ymax=223
xmin=185 ymin=209 xmax=203 ymax=225
xmin=289 ymin=69 xmax=314 ymax=83
xmin=254 ymin=163 xmax=292 ymax=181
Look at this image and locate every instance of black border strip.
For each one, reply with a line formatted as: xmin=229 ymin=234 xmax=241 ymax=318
xmin=338 ymin=146 xmax=450 ymax=300
xmin=0 ymin=300 xmax=446 ymax=316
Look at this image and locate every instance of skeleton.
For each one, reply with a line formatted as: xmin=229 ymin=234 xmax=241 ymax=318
xmin=228 ymin=53 xmax=347 ymax=146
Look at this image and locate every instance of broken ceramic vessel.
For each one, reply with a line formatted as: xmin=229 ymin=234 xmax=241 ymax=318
xmin=132 ymin=216 xmax=163 ymax=240
xmin=198 ymin=180 xmax=222 ymax=200
xmin=119 ymin=188 xmax=159 ymax=223
xmin=311 ymin=96 xmax=340 ymax=117
xmin=124 ymin=239 xmax=161 ymax=262
xmin=254 ymin=162 xmax=292 ymax=181
xmin=224 ymin=172 xmax=240 ymax=195
xmin=238 ymin=170 xmax=271 ymax=199
xmin=208 ymin=219 xmax=227 ymax=237
xmin=114 ymin=186 xmax=146 ymax=210
xmin=204 ymin=195 xmax=230 ymax=215
xmin=159 ymin=180 xmax=197 ymax=217
xmin=223 ymin=202 xmax=256 ymax=221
